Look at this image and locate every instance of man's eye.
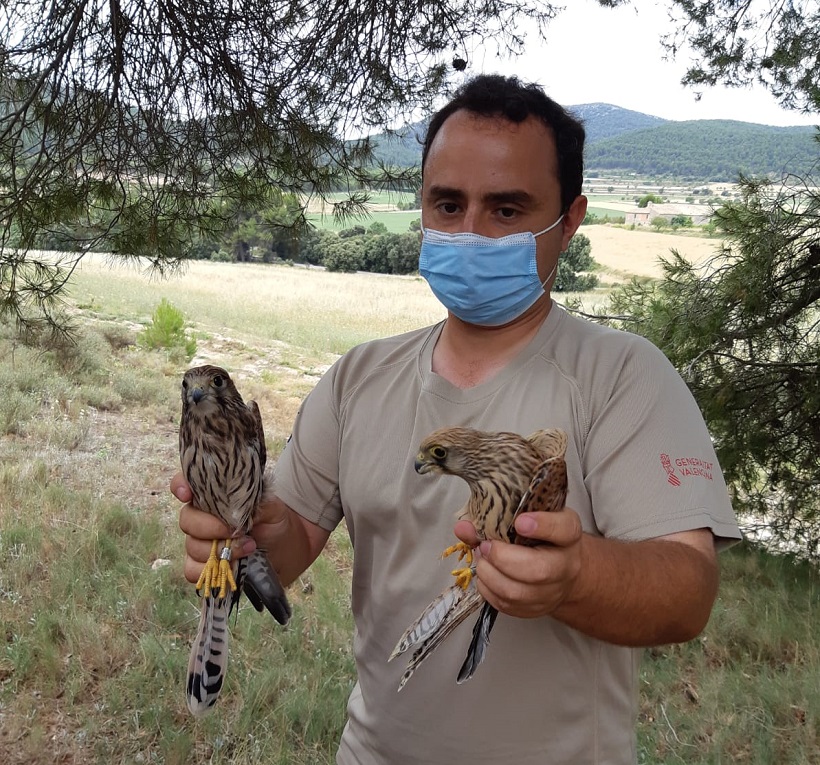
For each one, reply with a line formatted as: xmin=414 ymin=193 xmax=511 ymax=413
xmin=438 ymin=202 xmax=459 ymax=215
xmin=498 ymin=207 xmax=518 ymax=219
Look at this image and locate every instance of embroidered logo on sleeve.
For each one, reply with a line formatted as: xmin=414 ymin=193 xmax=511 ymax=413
xmin=660 ymin=453 xmax=714 ymax=486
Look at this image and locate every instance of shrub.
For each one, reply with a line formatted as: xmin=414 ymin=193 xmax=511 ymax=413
xmin=138 ymin=299 xmax=196 ymax=361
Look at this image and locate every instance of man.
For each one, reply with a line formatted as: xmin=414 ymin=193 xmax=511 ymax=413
xmin=175 ymin=75 xmax=740 ymax=763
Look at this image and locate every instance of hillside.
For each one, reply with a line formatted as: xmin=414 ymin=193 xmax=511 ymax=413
xmin=370 ymin=103 xmax=662 ymax=166
xmin=370 ymin=123 xmax=428 ymax=168
xmin=585 ymin=120 xmax=818 ymax=180
xmin=369 ymin=106 xmax=818 ymax=181
xmin=568 ymin=102 xmax=668 ymax=142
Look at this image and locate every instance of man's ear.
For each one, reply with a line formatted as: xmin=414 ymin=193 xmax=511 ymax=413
xmin=560 ymin=195 xmax=588 ymax=251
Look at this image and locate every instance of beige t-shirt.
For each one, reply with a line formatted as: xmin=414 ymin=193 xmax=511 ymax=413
xmin=275 ymin=303 xmax=740 ymax=765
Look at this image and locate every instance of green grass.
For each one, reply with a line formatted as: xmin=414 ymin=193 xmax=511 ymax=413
xmin=637 ymin=544 xmax=820 ymax=763
xmin=0 ymin=319 xmax=354 ymax=763
xmin=1 ymin=262 xmax=819 ymax=763
xmin=307 ymin=209 xmax=419 ymax=233
xmin=586 ymin=205 xmax=627 ymax=219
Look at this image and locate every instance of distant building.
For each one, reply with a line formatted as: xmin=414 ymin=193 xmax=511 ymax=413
xmin=625 ymin=202 xmax=713 ymax=227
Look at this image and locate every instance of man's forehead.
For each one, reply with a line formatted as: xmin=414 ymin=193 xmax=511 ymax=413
xmin=431 ymin=109 xmax=554 ymax=143
xmin=422 ymin=110 xmax=558 ymax=188
xmin=424 ymin=110 xmax=556 ymax=169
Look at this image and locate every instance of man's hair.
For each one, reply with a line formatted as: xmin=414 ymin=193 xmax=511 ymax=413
xmin=422 ymin=74 xmax=585 ymax=213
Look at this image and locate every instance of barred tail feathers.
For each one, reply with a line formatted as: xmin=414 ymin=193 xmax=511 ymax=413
xmin=186 ymin=594 xmax=232 ymax=716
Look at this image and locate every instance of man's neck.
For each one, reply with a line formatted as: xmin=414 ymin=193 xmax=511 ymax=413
xmin=431 ymin=299 xmax=552 ymax=389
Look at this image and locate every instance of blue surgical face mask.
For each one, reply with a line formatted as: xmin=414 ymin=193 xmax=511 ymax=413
xmin=419 ymin=215 xmax=564 ymax=326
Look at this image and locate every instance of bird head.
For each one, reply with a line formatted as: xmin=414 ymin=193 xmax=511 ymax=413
xmin=181 ymin=365 xmax=240 ymax=415
xmin=414 ymin=427 xmax=487 ymax=481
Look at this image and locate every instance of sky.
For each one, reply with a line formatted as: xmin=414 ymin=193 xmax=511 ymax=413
xmin=465 ymin=0 xmax=818 ymax=127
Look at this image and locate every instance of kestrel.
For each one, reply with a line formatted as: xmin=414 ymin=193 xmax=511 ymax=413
xmin=390 ymin=427 xmax=568 ymax=688
xmin=180 ymin=365 xmax=291 ymax=715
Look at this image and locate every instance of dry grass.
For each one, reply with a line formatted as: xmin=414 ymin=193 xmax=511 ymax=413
xmin=583 ymin=224 xmax=722 ymax=279
xmin=69 ymin=255 xmax=448 ymax=356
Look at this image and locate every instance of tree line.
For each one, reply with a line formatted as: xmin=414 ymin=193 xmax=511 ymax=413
xmin=192 ymin=208 xmax=599 ymax=292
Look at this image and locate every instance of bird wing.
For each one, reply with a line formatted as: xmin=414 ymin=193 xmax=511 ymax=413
xmin=241 ymin=549 xmax=291 ymax=625
xmin=509 ymin=453 xmax=569 ymax=545
xmin=249 ymin=399 xmax=267 ymax=471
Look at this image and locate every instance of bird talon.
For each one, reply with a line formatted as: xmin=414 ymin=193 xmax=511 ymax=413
xmin=441 ymin=541 xmax=474 ymax=566
xmin=196 ymin=539 xmax=221 ymax=597
xmin=451 ymin=566 xmax=473 ymax=590
xmin=196 ymin=539 xmax=237 ymax=599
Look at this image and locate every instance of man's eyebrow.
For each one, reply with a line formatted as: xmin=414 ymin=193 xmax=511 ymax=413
xmin=482 ymin=190 xmax=536 ymax=206
xmin=425 ymin=184 xmax=465 ymax=201
xmin=425 ymin=185 xmax=536 ymax=206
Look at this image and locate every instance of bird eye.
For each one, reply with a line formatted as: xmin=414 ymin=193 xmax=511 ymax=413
xmin=182 ymin=380 xmax=188 ymax=389
xmin=431 ymin=446 xmax=447 ymax=460
xmin=213 ymin=375 xmax=224 ymax=387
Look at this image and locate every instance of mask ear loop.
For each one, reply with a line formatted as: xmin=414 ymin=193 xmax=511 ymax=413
xmin=533 ymin=213 xmax=565 ymax=238
xmin=540 ymin=258 xmax=559 ymax=290
xmin=535 ymin=212 xmax=566 ymax=289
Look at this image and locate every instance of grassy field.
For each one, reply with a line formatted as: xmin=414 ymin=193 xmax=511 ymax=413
xmin=586 ymin=205 xmax=627 ymax=219
xmin=1 ymin=256 xmax=818 ymax=763
xmin=306 ymin=209 xmax=420 ymax=234
xmin=303 ymin=190 xmax=418 ymax=234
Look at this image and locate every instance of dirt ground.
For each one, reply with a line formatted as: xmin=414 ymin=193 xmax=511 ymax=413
xmin=583 ymin=225 xmax=721 ymax=278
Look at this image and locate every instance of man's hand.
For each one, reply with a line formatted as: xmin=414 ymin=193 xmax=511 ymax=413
xmin=454 ymin=508 xmax=584 ymax=619
xmin=455 ymin=512 xmax=719 ymax=646
xmin=173 ymin=472 xmax=321 ymax=588
xmin=174 ymin=472 xmax=255 ymax=584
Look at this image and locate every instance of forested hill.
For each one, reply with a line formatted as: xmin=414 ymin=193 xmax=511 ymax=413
xmin=369 ymin=103 xmax=663 ymax=167
xmin=585 ymin=120 xmax=818 ymax=180
xmin=568 ymin=103 xmax=667 ymax=142
xmin=370 ymin=105 xmax=818 ymax=181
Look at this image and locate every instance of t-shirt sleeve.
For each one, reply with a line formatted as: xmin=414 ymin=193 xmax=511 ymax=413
xmin=273 ymin=363 xmax=345 ymax=532
xmin=582 ymin=337 xmax=741 ymax=546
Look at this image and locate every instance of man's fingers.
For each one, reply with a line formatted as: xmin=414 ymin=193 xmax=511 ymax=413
xmin=179 ymin=502 xmax=231 ymax=539
xmin=453 ymin=519 xmax=481 ymax=547
xmin=182 ymin=515 xmax=256 ymax=584
xmin=170 ymin=471 xmax=192 ymax=503
xmin=473 ymin=554 xmax=548 ymax=618
xmin=514 ymin=509 xmax=582 ymax=547
xmin=477 ymin=542 xmax=553 ymax=586
xmin=184 ymin=554 xmax=205 ymax=585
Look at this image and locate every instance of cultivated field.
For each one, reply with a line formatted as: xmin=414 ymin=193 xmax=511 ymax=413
xmin=583 ymin=224 xmax=722 ymax=278
xmin=0 ymin=233 xmax=818 ymax=763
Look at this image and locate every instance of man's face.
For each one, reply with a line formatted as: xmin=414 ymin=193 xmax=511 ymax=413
xmin=421 ymin=110 xmax=586 ymax=286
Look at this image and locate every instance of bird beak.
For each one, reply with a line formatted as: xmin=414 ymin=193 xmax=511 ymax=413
xmin=415 ymin=456 xmax=432 ymax=474
xmin=191 ymin=386 xmax=205 ymax=404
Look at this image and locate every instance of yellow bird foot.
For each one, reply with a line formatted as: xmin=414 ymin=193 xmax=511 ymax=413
xmin=195 ymin=539 xmax=237 ymax=599
xmin=450 ymin=566 xmax=474 ymax=590
xmin=441 ymin=541 xmax=474 ymax=567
